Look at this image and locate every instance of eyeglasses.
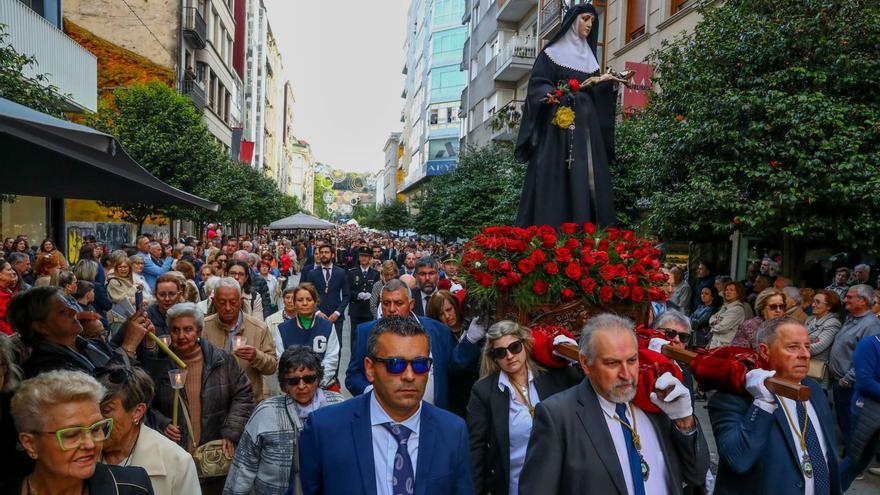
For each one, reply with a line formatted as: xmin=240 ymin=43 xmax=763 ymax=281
xmin=157 ymin=291 xmax=180 ymax=299
xmin=490 ymin=340 xmax=524 ymax=360
xmin=284 ymin=375 xmax=319 ymax=387
xmin=655 ymin=327 xmax=691 ymax=342
xmin=766 ymin=304 xmax=786 ymax=311
xmin=370 ymin=356 xmax=433 ymax=375
xmin=38 ymin=418 xmax=114 ymax=451
xmin=228 ymin=271 xmax=246 ymax=278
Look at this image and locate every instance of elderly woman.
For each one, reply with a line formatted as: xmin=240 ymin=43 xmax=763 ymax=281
xmin=224 ymin=346 xmax=344 ymax=495
xmin=144 ymin=302 xmax=253 ymax=494
xmin=257 ymin=260 xmax=280 ymax=312
xmin=96 ymin=366 xmax=199 ymax=495
xmin=805 ymin=289 xmax=842 ymax=389
xmin=708 ymin=281 xmax=749 ymax=349
xmin=467 ymin=321 xmax=580 ymax=495
xmin=370 ymin=260 xmax=399 ymax=319
xmin=0 ymin=258 xmax=18 ymax=335
xmin=8 ymin=287 xmax=152 ymax=378
xmin=4 ymin=370 xmax=153 ymax=493
xmin=729 ymin=288 xmax=787 ymax=350
xmin=129 ymin=255 xmax=154 ymax=305
xmin=274 ymin=283 xmax=340 ymax=389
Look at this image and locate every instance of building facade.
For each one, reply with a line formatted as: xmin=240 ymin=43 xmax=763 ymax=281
xmin=380 ymin=132 xmax=403 ymax=206
xmin=289 ymin=139 xmax=316 ymax=213
xmin=261 ymin=26 xmax=282 ymax=183
xmin=242 ymin=0 xmax=268 ymax=169
xmin=399 ymin=0 xmax=468 ymax=197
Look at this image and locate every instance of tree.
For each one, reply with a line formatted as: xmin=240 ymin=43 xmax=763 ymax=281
xmin=375 ymin=201 xmax=410 ymax=233
xmin=616 ymin=0 xmax=880 ymax=254
xmin=313 ymin=174 xmax=333 ymax=220
xmin=412 ymin=144 xmax=526 ymax=239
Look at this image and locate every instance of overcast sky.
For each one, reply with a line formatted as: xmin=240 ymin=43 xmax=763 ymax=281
xmin=264 ymin=0 xmax=408 ymax=174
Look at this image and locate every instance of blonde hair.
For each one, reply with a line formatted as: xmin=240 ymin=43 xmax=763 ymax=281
xmin=11 ymin=370 xmax=105 ymax=433
xmin=480 ymin=320 xmax=543 ymax=378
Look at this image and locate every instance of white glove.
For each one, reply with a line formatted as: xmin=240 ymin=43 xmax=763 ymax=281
xmin=357 ymin=292 xmax=371 ymax=301
xmin=649 ymin=372 xmax=693 ymax=420
xmin=745 ymin=369 xmax=778 ymax=410
xmin=465 ymin=319 xmax=487 ymax=343
xmin=648 ymin=337 xmax=670 ymax=354
xmin=551 ymin=334 xmax=579 ymax=363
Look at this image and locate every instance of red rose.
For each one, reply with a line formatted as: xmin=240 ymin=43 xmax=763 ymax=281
xmin=554 ymin=89 xmax=563 ymax=97
xmin=631 ymin=286 xmax=646 ymax=302
xmin=615 ymin=265 xmax=628 ymax=278
xmin=599 ymin=286 xmax=614 ymax=303
xmin=517 ymin=258 xmax=536 ymax=274
xmin=487 ymin=258 xmax=500 ymax=272
xmin=626 ymin=274 xmax=639 ymax=286
xmin=582 ymin=237 xmax=595 ymax=250
xmin=580 ymin=252 xmax=596 ymax=266
xmin=580 ymin=277 xmax=597 ymax=293
xmin=599 ymin=264 xmax=617 ymax=281
xmin=530 ymin=249 xmax=547 ymax=263
xmin=561 ymin=288 xmax=576 ymax=300
xmin=592 ymin=250 xmax=609 ymax=264
xmin=541 ymin=234 xmax=557 ymax=248
xmin=497 ymin=276 xmax=511 ymax=291
xmin=500 ymin=260 xmax=512 ymax=272
xmin=770 ymin=160 xmax=779 ymax=168
xmin=506 ymin=271 xmax=521 ymax=285
xmin=568 ymin=79 xmax=580 ymax=92
xmin=479 ymin=274 xmax=494 ymax=287
xmin=565 ymin=262 xmax=582 ymax=280
xmin=650 ymin=271 xmax=668 ymax=282
xmin=597 ymin=239 xmax=610 ymax=252
xmin=648 ymin=287 xmax=668 ymax=302
xmin=616 ymin=285 xmax=631 ymax=299
xmin=560 ymin=222 xmax=578 ymax=234
xmin=533 ymin=279 xmax=549 ymax=296
xmin=544 ymin=262 xmax=559 ymax=275
xmin=564 ymin=237 xmax=580 ymax=250
xmin=606 ymin=228 xmax=620 ymax=241
xmin=622 ymin=230 xmax=635 ymax=242
xmin=554 ymin=247 xmax=572 ymax=263
xmin=583 ymin=222 xmax=597 ymax=235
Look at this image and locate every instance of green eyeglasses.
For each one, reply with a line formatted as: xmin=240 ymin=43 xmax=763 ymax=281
xmin=37 ymin=418 xmax=114 ymax=451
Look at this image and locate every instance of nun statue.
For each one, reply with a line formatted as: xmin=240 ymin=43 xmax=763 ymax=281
xmin=514 ymin=3 xmax=630 ymax=228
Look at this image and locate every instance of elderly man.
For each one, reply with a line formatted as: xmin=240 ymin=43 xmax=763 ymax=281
xmin=829 ymin=284 xmax=880 ymax=442
xmin=345 ymin=279 xmax=482 ymax=410
xmin=136 ymin=235 xmax=172 ymax=291
xmin=202 ymin=277 xmax=278 ymax=402
xmin=709 ymin=317 xmax=841 ymax=494
xmin=7 ymin=252 xmax=34 ymax=291
xmin=826 ymin=267 xmax=852 ymax=301
xmin=520 ymin=314 xmax=708 ymax=494
xmin=853 ymin=264 xmax=871 ymax=285
xmin=669 ymin=267 xmax=692 ymax=316
xmin=782 ymin=286 xmax=808 ymax=323
xmin=411 ymin=257 xmax=439 ymax=317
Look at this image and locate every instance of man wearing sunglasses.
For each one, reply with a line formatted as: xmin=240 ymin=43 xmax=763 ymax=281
xmin=297 ymin=316 xmax=474 ymax=495
xmin=345 ymin=279 xmax=483 ymax=411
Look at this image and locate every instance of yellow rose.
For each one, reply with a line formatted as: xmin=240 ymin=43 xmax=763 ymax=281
xmin=552 ymin=106 xmax=575 ymax=129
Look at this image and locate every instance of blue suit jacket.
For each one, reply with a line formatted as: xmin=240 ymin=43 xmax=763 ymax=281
xmin=708 ymin=379 xmax=841 ymax=495
xmin=295 ymin=392 xmax=475 ymax=495
xmin=305 ymin=265 xmax=350 ymax=317
xmin=344 ymin=316 xmax=480 ymax=410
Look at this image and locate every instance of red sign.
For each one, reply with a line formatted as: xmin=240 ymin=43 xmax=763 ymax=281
xmin=622 ymin=61 xmax=653 ymax=113
xmin=240 ymin=140 xmax=255 ymax=164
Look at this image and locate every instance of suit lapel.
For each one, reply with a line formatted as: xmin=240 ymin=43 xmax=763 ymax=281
xmin=490 ymin=374 xmax=512 ymax=478
xmin=575 ymin=381 xmax=628 ymax=495
xmin=352 ymin=395 xmax=378 ymax=495
xmin=415 ymin=407 xmax=436 ymax=495
xmin=773 ymin=404 xmax=801 ymax=463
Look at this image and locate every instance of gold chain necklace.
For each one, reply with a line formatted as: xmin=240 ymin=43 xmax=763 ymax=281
xmin=602 ymin=402 xmax=650 ymax=481
xmin=778 ymin=397 xmax=815 ymax=479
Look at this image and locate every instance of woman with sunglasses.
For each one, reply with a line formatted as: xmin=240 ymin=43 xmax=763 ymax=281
xmin=804 ymin=289 xmax=842 ymax=391
xmin=5 ymin=369 xmax=154 ymax=494
xmin=96 ymin=365 xmax=199 ymax=495
xmin=729 ymin=288 xmax=787 ymax=350
xmin=467 ymin=321 xmax=581 ymax=495
xmin=224 ymin=345 xmax=343 ymax=495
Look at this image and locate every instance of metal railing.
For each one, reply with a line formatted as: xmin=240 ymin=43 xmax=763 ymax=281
xmin=183 ymin=7 xmax=207 ymax=49
xmin=488 ymin=99 xmax=525 ymax=140
xmin=498 ymin=35 xmax=537 ymax=64
xmin=182 ymin=76 xmax=206 ymax=112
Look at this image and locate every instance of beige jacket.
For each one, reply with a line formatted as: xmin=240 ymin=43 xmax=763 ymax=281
xmin=126 ymin=425 xmax=200 ymax=495
xmin=202 ymin=312 xmax=278 ymax=401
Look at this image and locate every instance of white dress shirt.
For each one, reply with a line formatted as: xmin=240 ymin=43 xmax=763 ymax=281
xmin=777 ymin=396 xmax=828 ymax=495
xmin=597 ymin=394 xmax=671 ymax=495
xmin=498 ymin=370 xmax=540 ymax=495
xmin=370 ymin=392 xmax=422 ymax=495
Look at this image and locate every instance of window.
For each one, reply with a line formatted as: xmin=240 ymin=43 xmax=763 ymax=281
xmin=446 ymin=107 xmax=454 ymax=123
xmin=672 ymin=0 xmax=697 ymax=14
xmin=593 ymin=0 xmax=608 ymax=68
xmin=430 ymin=109 xmax=439 ymax=124
xmin=434 ymin=0 xmax=465 ymax=29
xmin=430 ymin=66 xmax=466 ymax=102
xmin=428 ymin=139 xmax=460 ymax=160
xmin=626 ymin=0 xmax=646 ymax=43
xmin=432 ymin=28 xmax=466 ymax=66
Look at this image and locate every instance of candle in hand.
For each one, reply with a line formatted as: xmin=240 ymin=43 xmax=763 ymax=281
xmin=233 ymin=335 xmax=247 ymax=350
xmin=168 ymin=369 xmax=187 ymax=427
xmin=159 ymin=335 xmax=171 ymax=347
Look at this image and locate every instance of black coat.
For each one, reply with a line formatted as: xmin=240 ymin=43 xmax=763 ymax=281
xmin=0 ymin=463 xmax=153 ymax=494
xmin=23 ymin=336 xmax=129 ymax=378
xmin=467 ymin=366 xmax=583 ymax=495
xmin=347 ymin=267 xmax=380 ymax=319
xmin=249 ymin=274 xmax=273 ymax=317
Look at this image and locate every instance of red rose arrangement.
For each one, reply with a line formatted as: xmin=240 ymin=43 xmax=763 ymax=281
xmin=460 ymin=224 xmax=667 ymax=309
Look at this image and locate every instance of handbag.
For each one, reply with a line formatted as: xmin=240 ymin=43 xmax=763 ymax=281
xmin=178 ymin=390 xmax=233 ymax=479
xmin=807 ymin=359 xmax=827 ymax=381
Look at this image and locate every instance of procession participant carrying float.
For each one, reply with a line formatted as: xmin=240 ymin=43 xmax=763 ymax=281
xmin=460 ymin=223 xmax=809 ymax=403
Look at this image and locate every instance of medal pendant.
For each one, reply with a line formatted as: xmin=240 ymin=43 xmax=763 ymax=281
xmin=640 ymin=455 xmax=650 ymax=481
xmin=802 ymin=454 xmax=813 ymax=479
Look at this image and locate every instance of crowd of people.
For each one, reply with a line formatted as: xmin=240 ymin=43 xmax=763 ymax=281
xmin=0 ymin=227 xmax=878 ymax=495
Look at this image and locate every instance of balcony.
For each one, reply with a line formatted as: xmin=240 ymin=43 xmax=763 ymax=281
xmin=183 ymin=7 xmax=207 ymax=49
xmin=494 ymin=35 xmax=536 ymax=82
xmin=182 ymin=76 xmax=206 ymax=112
xmin=497 ymin=0 xmax=538 ymax=23
xmin=539 ymin=0 xmax=564 ymax=40
xmin=488 ymin=99 xmax=525 ymax=141
xmin=0 ymin=0 xmax=97 ymax=111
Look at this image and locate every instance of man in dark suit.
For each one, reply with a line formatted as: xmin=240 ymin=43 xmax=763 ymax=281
xmin=305 ymin=244 xmax=350 ymax=342
xmin=296 ymin=315 xmax=475 ymax=495
xmin=381 ymin=240 xmax=398 ymax=263
xmin=519 ymin=314 xmax=709 ymax=495
xmin=348 ymin=247 xmax=381 ymax=349
xmin=298 ymin=241 xmax=324 ymax=285
xmin=346 ymin=279 xmax=482 ymax=411
xmin=398 ymin=251 xmax=416 ymax=277
xmin=410 ymin=256 xmax=438 ymax=317
xmin=708 ymin=317 xmax=841 ymax=495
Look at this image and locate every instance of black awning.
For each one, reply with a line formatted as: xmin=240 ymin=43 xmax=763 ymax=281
xmin=0 ymin=97 xmax=219 ymax=212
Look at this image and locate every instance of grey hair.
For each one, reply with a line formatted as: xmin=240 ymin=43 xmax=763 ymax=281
xmin=281 ymin=285 xmax=298 ymax=299
xmin=182 ymin=246 xmax=194 ymax=256
xmin=579 ymin=313 xmax=637 ymax=365
xmin=6 ymin=252 xmax=29 ymax=265
xmin=854 ymin=263 xmax=871 ymax=272
xmin=108 ymin=250 xmax=129 ymax=267
xmin=0 ymin=334 xmax=24 ymax=393
xmin=128 ymin=254 xmax=145 ymax=265
xmin=278 ymin=345 xmax=324 ymax=383
xmin=480 ymin=320 xmax=543 ymax=378
xmin=214 ymin=277 xmax=242 ymax=297
xmin=848 ymin=284 xmax=874 ymax=304
xmin=756 ymin=316 xmax=804 ymax=348
xmin=414 ymin=256 xmax=438 ymax=271
xmin=165 ymin=302 xmax=205 ymax=333
xmin=366 ymin=315 xmax=430 ymax=358
xmin=203 ymin=276 xmax=222 ymax=297
xmin=232 ymin=250 xmax=250 ymax=262
xmin=782 ymin=286 xmax=802 ymax=304
xmin=11 ymin=370 xmax=105 ymax=433
xmin=653 ymin=309 xmax=692 ymax=334
xmin=73 ymin=259 xmax=98 ymax=282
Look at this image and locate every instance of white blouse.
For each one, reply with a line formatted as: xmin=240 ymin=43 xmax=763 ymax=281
xmin=498 ymin=370 xmax=540 ymax=495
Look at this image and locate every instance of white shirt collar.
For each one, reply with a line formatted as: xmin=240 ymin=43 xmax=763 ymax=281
xmin=369 ymin=391 xmax=422 ymax=435
xmin=497 ymin=369 xmax=535 ymax=393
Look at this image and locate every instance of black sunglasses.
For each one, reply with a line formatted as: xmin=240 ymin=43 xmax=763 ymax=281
xmin=655 ymin=327 xmax=691 ymax=342
xmin=284 ymin=375 xmax=319 ymax=387
xmin=370 ymin=356 xmax=433 ymax=375
xmin=490 ymin=340 xmax=524 ymax=360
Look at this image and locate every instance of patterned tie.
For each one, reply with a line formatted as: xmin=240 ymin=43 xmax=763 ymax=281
xmin=797 ymin=402 xmax=831 ymax=495
xmin=615 ymin=403 xmax=646 ymax=495
xmin=382 ymin=423 xmax=415 ymax=495
xmin=324 ymin=267 xmax=331 ymax=285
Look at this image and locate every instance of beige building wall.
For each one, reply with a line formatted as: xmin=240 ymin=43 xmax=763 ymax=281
xmin=262 ymin=28 xmax=284 ymax=187
xmin=290 ymin=142 xmax=315 ymax=213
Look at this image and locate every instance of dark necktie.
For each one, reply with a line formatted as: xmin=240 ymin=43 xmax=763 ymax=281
xmin=382 ymin=423 xmax=415 ymax=495
xmin=324 ymin=267 xmax=331 ymax=285
xmin=797 ymin=402 xmax=831 ymax=494
xmin=615 ymin=403 xmax=646 ymax=495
